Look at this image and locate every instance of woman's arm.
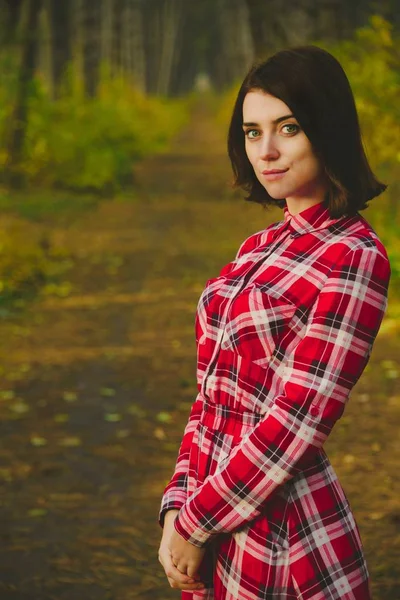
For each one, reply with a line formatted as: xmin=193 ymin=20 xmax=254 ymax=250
xmin=158 ymin=234 xmax=258 ymax=528
xmin=173 ymin=244 xmax=391 ymax=547
xmin=158 ymin=392 xmax=204 ymax=528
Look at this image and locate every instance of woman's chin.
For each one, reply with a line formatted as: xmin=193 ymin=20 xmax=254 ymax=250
xmin=261 ymin=185 xmax=288 ymax=200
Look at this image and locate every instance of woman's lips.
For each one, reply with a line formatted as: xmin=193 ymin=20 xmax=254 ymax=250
xmin=262 ymin=168 xmax=288 ymax=181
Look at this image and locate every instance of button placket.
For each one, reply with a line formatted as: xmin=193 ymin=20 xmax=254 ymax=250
xmin=201 ymin=224 xmax=294 ymax=399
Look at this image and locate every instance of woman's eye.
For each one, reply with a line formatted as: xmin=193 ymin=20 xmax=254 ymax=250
xmin=282 ymin=123 xmax=299 ymax=134
xmin=245 ymin=129 xmax=260 ymax=139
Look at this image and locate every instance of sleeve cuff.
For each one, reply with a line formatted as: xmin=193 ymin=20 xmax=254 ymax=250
xmin=173 ymin=504 xmax=213 ymax=548
xmin=158 ymin=491 xmax=187 ymax=528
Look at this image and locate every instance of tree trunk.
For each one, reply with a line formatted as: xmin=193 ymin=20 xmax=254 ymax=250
xmin=49 ymin=0 xmax=71 ymax=95
xmin=121 ymin=0 xmax=133 ymax=81
xmin=112 ymin=0 xmax=124 ymax=76
xmin=131 ymin=0 xmax=146 ymax=91
xmin=143 ymin=0 xmax=164 ymax=93
xmin=1 ymin=0 xmax=25 ymax=45
xmin=316 ymin=0 xmax=342 ymax=41
xmin=157 ymin=0 xmax=183 ymax=95
xmin=37 ymin=0 xmax=53 ymax=98
xmin=71 ymin=0 xmax=84 ymax=94
xmin=217 ymin=0 xmax=254 ymax=86
xmin=245 ymin=0 xmax=274 ymax=58
xmin=4 ymin=0 xmax=42 ymax=187
xmin=83 ymin=0 xmax=100 ymax=97
xmin=101 ymin=0 xmax=113 ymax=66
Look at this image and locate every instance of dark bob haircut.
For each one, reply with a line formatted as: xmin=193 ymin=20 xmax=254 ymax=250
xmin=228 ymin=45 xmax=387 ymax=218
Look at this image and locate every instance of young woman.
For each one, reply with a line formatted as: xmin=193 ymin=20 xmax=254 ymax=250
xmin=158 ymin=45 xmax=391 ymax=599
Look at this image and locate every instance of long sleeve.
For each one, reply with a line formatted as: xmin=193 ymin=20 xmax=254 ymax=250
xmin=158 ymin=239 xmax=255 ymax=529
xmin=174 ymin=244 xmax=391 ymax=547
xmin=158 ymin=392 xmax=204 ymax=528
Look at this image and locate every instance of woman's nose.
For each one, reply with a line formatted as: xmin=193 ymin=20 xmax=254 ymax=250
xmin=259 ymin=135 xmax=280 ymax=160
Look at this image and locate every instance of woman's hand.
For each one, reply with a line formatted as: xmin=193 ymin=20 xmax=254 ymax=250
xmin=158 ymin=510 xmax=206 ymax=591
xmin=168 ymin=526 xmax=207 ymax=579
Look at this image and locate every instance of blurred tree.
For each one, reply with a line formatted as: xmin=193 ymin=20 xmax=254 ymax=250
xmin=142 ymin=0 xmax=184 ymax=94
xmin=0 ymin=0 xmax=24 ymax=45
xmin=131 ymin=0 xmax=146 ymax=91
xmin=216 ymin=0 xmax=253 ymax=86
xmin=4 ymin=0 xmax=42 ymax=186
xmin=101 ymin=0 xmax=113 ymax=66
xmin=83 ymin=0 xmax=100 ymax=96
xmin=156 ymin=0 xmax=183 ymax=95
xmin=49 ymin=0 xmax=71 ymax=95
xmin=1 ymin=0 xmax=400 ymax=97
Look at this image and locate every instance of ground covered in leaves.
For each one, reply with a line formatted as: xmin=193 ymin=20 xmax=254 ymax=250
xmin=0 ymin=102 xmax=399 ymax=599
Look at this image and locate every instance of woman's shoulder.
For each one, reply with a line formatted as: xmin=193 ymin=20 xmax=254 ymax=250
xmin=335 ymin=212 xmax=389 ymax=261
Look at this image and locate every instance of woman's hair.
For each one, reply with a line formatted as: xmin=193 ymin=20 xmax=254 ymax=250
xmin=228 ymin=45 xmax=387 ymax=217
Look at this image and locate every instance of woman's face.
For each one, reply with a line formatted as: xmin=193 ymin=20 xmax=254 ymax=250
xmin=242 ymin=90 xmax=329 ymax=214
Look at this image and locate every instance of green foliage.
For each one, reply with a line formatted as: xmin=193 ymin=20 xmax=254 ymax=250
xmin=0 ymin=218 xmax=71 ymax=307
xmin=318 ymin=15 xmax=400 ymax=171
xmin=0 ymin=59 xmax=189 ymax=305
xmin=320 ymin=16 xmax=400 ymax=291
xmin=0 ymin=60 xmax=189 ymax=193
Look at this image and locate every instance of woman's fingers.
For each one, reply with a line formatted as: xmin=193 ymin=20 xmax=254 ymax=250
xmin=166 ymin=563 xmax=204 ymax=589
xmin=167 ymin=576 xmax=205 ymax=591
xmin=159 ymin=545 xmax=204 ymax=591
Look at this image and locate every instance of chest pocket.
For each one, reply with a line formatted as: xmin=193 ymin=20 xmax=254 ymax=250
xmin=220 ymin=284 xmax=297 ymax=369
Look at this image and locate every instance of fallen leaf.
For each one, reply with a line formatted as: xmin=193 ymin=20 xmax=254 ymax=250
xmin=100 ymin=387 xmax=116 ymax=397
xmin=368 ymin=512 xmax=385 ymax=520
xmin=104 ymin=413 xmax=122 ymax=422
xmin=0 ymin=468 xmax=12 ymax=482
xmin=128 ymin=404 xmax=146 ymax=418
xmin=9 ymin=400 xmax=30 ymax=414
xmin=385 ymin=369 xmax=399 ymax=380
xmin=357 ymin=393 xmax=370 ymax=403
xmin=380 ymin=359 xmax=397 ymax=370
xmin=28 ymin=508 xmax=48 ymax=518
xmin=388 ymin=395 xmax=400 ymax=407
xmin=116 ymin=429 xmax=130 ymax=439
xmin=63 ymin=391 xmax=78 ymax=402
xmin=58 ymin=437 xmax=82 ymax=447
xmin=54 ymin=413 xmax=69 ymax=423
xmin=156 ymin=411 xmax=172 ymax=423
xmin=0 ymin=390 xmax=15 ymax=402
xmin=30 ymin=436 xmax=48 ymax=447
xmin=154 ymin=427 xmax=166 ymax=440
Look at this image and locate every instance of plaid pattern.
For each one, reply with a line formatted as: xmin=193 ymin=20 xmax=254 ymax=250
xmin=159 ymin=201 xmax=390 ymax=599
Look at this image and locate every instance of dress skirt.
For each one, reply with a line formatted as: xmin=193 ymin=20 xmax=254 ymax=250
xmin=181 ymin=400 xmax=371 ymax=600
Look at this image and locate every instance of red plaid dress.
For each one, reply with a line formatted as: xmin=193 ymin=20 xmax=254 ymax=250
xmin=159 ymin=200 xmax=390 ymax=599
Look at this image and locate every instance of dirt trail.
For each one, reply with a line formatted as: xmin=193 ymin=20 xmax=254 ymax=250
xmin=0 ymin=101 xmax=399 ymax=600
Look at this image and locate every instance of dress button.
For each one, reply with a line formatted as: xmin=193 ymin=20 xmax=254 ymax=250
xmin=310 ymin=405 xmax=319 ymax=416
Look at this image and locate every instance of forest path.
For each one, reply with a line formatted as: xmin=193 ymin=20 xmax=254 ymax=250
xmin=0 ymin=100 xmax=399 ymax=600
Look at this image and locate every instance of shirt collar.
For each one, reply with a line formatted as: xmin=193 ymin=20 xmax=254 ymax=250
xmin=283 ymin=200 xmax=344 ymax=236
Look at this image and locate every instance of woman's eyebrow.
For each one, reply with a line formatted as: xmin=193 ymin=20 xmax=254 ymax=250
xmin=242 ymin=114 xmax=295 ymax=127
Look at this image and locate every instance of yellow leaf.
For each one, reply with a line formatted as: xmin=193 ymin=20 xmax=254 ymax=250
xmin=30 ymin=436 xmax=47 ymax=447
xmin=54 ymin=413 xmax=69 ymax=423
xmin=154 ymin=427 xmax=166 ymax=440
xmin=369 ymin=511 xmax=385 ymax=520
xmin=58 ymin=436 xmax=82 ymax=447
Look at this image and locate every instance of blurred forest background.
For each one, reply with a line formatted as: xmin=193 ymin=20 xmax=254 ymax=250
xmin=0 ymin=0 xmax=399 ymax=304
xmin=0 ymin=1 xmax=399 ymax=599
